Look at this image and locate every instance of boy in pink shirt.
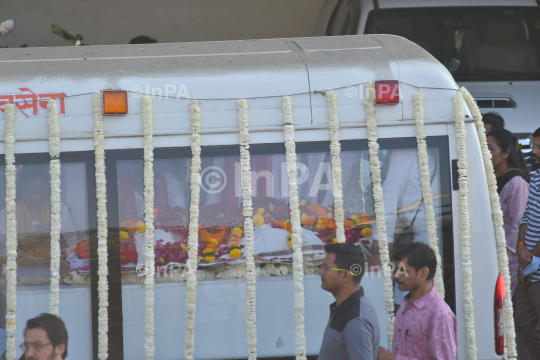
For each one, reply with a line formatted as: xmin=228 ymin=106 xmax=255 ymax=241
xmin=378 ymin=243 xmax=457 ymax=360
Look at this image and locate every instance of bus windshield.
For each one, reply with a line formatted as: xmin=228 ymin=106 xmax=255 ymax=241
xmin=365 ymin=7 xmax=540 ymax=81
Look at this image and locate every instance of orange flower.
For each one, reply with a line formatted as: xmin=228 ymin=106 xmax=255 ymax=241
xmin=121 ymin=218 xmax=136 ymax=234
xmin=153 ymin=207 xmax=159 ymax=219
xmin=344 ymin=220 xmax=355 ymax=230
xmin=332 ymin=237 xmax=338 ymax=243
xmin=206 ymin=243 xmax=218 ymax=252
xmin=360 ymin=212 xmax=371 ymax=225
xmin=304 ymin=215 xmax=316 ymax=226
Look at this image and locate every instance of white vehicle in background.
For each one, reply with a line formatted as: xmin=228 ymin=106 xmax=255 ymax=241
xmin=316 ymin=0 xmax=540 ymax=139
xmin=0 ymin=34 xmax=506 ymax=359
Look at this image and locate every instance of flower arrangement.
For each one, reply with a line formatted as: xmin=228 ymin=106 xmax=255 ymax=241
xmin=282 ymin=96 xmax=307 ymax=360
xmin=47 ymin=99 xmax=62 ymax=316
xmin=453 ymin=91 xmax=478 ymax=360
xmin=93 ymin=93 xmax=109 ymax=360
xmin=461 ymin=87 xmax=516 ymax=359
xmin=237 ymin=98 xmax=258 ymax=359
xmin=326 ymin=91 xmax=346 ymax=243
xmin=185 ymin=100 xmax=202 ymax=360
xmin=142 ymin=95 xmax=156 ymax=360
xmin=364 ymin=82 xmax=395 ymax=346
xmin=412 ymin=93 xmax=445 ymax=298
xmin=3 ymin=103 xmax=17 ymax=360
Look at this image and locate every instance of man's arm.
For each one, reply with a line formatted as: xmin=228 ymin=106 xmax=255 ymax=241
xmin=344 ymin=319 xmax=376 ymax=360
xmin=426 ymin=309 xmax=457 ymax=360
xmin=516 ymin=223 xmax=532 ymax=268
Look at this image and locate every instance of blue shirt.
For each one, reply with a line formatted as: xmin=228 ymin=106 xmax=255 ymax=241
xmin=318 ymin=288 xmax=380 ymax=360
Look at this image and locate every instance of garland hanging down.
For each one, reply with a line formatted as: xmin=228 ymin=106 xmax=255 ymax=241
xmin=461 ymin=88 xmax=517 ymax=359
xmin=185 ymin=100 xmax=202 ymax=360
xmin=412 ymin=93 xmax=445 ymax=298
xmin=237 ymin=99 xmax=258 ymax=360
xmin=453 ymin=91 xmax=478 ymax=360
xmin=326 ymin=91 xmax=346 ymax=243
xmin=47 ymin=99 xmax=62 ymax=315
xmin=142 ymin=95 xmax=156 ymax=360
xmin=93 ymin=93 xmax=109 ymax=360
xmin=364 ymin=82 xmax=395 ymax=346
xmin=4 ymin=104 xmax=17 ymax=360
xmin=282 ymin=96 xmax=307 ymax=360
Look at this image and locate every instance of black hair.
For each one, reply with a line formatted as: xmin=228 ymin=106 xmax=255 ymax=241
xmin=482 ymin=112 xmax=505 ymax=130
xmin=488 ymin=128 xmax=530 ymax=182
xmin=533 ymin=127 xmax=540 ymax=138
xmin=324 ymin=243 xmax=365 ymax=283
xmin=393 ymin=242 xmax=437 ymax=281
xmin=24 ymin=313 xmax=68 ymax=359
xmin=129 ymin=35 xmax=157 ymax=44
xmin=18 ymin=166 xmax=49 ymax=188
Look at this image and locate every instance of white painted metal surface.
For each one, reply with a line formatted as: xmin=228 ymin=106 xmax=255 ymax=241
xmin=0 ymin=35 xmax=501 ymax=359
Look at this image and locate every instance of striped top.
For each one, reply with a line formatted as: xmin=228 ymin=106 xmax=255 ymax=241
xmin=519 ymin=169 xmax=540 ymax=282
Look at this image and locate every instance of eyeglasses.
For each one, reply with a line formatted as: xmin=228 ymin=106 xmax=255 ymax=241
xmin=19 ymin=341 xmax=52 ymax=352
xmin=530 ymin=140 xmax=540 ymax=152
xmin=320 ymin=263 xmax=354 ymax=275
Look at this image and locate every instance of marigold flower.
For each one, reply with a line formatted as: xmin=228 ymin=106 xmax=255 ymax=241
xmin=232 ymin=227 xmax=243 ymax=236
xmin=344 ymin=220 xmax=355 ymax=230
xmin=136 ymin=221 xmax=146 ymax=233
xmin=204 ymin=256 xmax=216 ymax=263
xmin=287 ymin=240 xmax=292 ymax=248
xmin=316 ymin=219 xmax=323 ymax=229
xmin=229 ymin=248 xmax=242 ymax=259
xmin=332 ymin=237 xmax=338 ymax=243
xmin=208 ymin=238 xmax=219 ymax=246
xmin=361 ymin=227 xmax=372 ymax=237
xmin=253 ymin=214 xmax=265 ymax=227
xmin=202 ymin=248 xmax=215 ymax=256
xmin=206 ymin=243 xmax=218 ymax=252
xmin=299 ymin=200 xmax=307 ymax=206
xmin=119 ymin=230 xmax=130 ymax=240
xmin=257 ymin=208 xmax=266 ymax=215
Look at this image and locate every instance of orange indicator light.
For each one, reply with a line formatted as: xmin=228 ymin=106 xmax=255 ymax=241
xmin=103 ymin=90 xmax=128 ymax=115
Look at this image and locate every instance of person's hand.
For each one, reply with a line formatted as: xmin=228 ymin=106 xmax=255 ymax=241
xmin=518 ymin=246 xmax=532 ymax=268
xmin=518 ymin=268 xmax=525 ymax=284
xmin=507 ymin=249 xmax=513 ymax=259
xmin=377 ymin=346 xmax=397 ymax=360
xmin=368 ymin=253 xmax=381 ymax=272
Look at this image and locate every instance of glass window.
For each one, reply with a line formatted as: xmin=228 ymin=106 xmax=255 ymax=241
xmin=0 ymin=158 xmax=94 ymax=359
xmin=109 ymin=137 xmax=453 ymax=358
xmin=326 ymin=0 xmax=360 ymax=36
xmin=365 ymin=7 xmax=540 ymax=81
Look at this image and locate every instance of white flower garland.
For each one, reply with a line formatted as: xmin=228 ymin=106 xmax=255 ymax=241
xmin=412 ymin=93 xmax=445 ymax=298
xmin=142 ymin=95 xmax=156 ymax=360
xmin=282 ymin=96 xmax=307 ymax=360
xmin=453 ymin=91 xmax=477 ymax=360
xmin=326 ymin=91 xmax=345 ymax=243
xmin=93 ymin=93 xmax=109 ymax=360
xmin=237 ymin=99 xmax=258 ymax=360
xmin=185 ymin=100 xmax=202 ymax=360
xmin=364 ymin=82 xmax=395 ymax=346
xmin=4 ymin=103 xmax=17 ymax=360
xmin=47 ymin=99 xmax=62 ymax=315
xmin=460 ymin=88 xmax=517 ymax=359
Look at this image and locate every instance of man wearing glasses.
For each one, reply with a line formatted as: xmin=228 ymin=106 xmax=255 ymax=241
xmin=515 ymin=127 xmax=540 ymax=357
xmin=19 ymin=313 xmax=68 ymax=360
xmin=317 ymin=243 xmax=379 ymax=360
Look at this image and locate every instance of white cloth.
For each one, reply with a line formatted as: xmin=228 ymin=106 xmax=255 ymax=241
xmin=372 ymin=149 xmax=438 ymax=244
xmin=0 ymin=203 xmax=78 ymax=256
xmin=133 ymin=172 xmax=186 ymax=218
xmin=249 ymin=224 xmax=324 ymax=256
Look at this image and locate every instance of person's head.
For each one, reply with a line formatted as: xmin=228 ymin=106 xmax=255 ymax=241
xmin=487 ymin=129 xmax=530 ymax=180
xmin=482 ymin=112 xmax=505 ymax=133
xmin=18 ymin=167 xmax=49 ymax=210
xmin=393 ymin=243 xmax=436 ymax=293
xmin=318 ymin=243 xmax=365 ymax=295
xmin=129 ymin=35 xmax=157 ymax=44
xmin=22 ymin=313 xmax=68 ymax=360
xmin=531 ymin=127 xmax=540 ymax=168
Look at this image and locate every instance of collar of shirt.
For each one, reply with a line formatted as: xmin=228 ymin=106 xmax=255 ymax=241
xmin=402 ymin=284 xmax=436 ymax=313
xmin=329 ymin=287 xmax=364 ymax=314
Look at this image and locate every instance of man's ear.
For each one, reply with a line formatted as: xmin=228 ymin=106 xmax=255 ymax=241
xmin=55 ymin=343 xmax=66 ymax=357
xmin=418 ymin=267 xmax=430 ymax=282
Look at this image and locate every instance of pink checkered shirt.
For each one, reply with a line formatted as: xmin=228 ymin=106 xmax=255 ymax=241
xmin=392 ymin=285 xmax=457 ymax=360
